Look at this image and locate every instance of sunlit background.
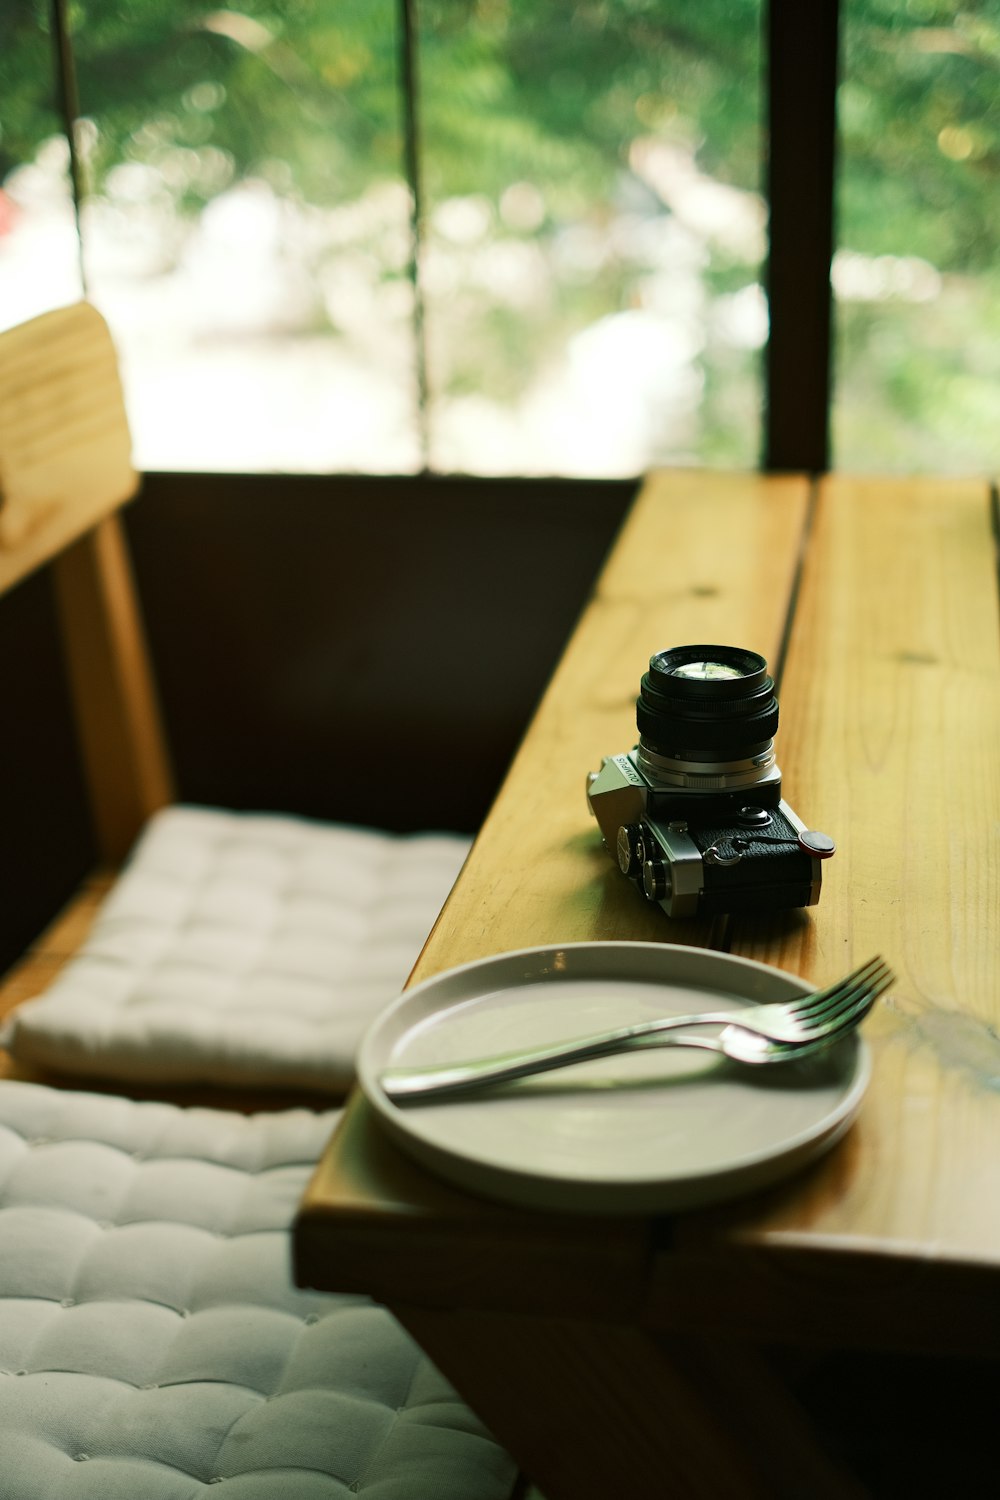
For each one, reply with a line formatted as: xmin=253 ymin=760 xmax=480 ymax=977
xmin=1 ymin=1 xmax=997 ymax=476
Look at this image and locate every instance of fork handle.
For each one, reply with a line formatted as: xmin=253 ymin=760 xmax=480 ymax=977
xmin=379 ymin=1010 xmax=742 ymax=1101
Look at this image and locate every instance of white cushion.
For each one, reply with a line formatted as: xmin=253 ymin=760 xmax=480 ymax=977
xmin=3 ymin=806 xmax=469 ymax=1091
xmin=0 ymin=1079 xmax=516 ymax=1499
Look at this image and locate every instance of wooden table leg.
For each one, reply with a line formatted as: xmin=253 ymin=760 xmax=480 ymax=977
xmin=393 ymin=1304 xmax=864 ymax=1500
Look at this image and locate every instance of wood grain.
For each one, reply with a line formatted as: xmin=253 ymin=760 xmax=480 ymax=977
xmin=52 ymin=514 xmax=174 ymax=861
xmin=0 ymin=301 xmax=173 ymax=859
xmin=0 ymin=302 xmax=137 ymax=595
xmin=677 ymin=476 xmax=1000 ymax=1285
xmin=408 ymin=468 xmax=812 ymax=981
xmin=281 ymin=470 xmax=1000 ymax=1492
xmin=297 ymin=472 xmax=1000 ymax=1353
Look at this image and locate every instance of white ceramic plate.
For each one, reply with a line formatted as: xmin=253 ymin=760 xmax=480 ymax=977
xmin=357 ymin=942 xmax=871 ymax=1214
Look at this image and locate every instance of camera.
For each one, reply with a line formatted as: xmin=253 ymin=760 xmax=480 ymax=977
xmin=587 ymin=644 xmax=834 ymax=919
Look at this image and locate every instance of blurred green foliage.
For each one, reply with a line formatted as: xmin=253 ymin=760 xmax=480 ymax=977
xmin=1 ymin=0 xmax=997 ymax=471
xmin=840 ymin=0 xmax=1000 ymax=271
xmin=3 ymin=0 xmax=997 ymax=258
xmin=2 ymin=1 xmax=763 ymax=204
xmin=834 ymin=0 xmax=1000 ymax=469
xmin=0 ymin=0 xmax=403 ymax=198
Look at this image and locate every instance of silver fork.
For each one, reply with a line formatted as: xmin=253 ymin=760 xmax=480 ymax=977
xmin=379 ymin=955 xmax=894 ymax=1102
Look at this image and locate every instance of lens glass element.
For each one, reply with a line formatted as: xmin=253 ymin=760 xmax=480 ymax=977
xmin=670 ymin=660 xmax=743 ymax=681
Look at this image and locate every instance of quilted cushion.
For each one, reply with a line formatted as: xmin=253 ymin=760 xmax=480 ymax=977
xmin=0 ymin=1080 xmax=516 ymax=1499
xmin=2 ymin=806 xmax=470 ymax=1091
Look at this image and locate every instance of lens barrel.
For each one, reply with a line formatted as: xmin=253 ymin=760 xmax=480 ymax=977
xmin=636 ymin=645 xmax=779 ymax=758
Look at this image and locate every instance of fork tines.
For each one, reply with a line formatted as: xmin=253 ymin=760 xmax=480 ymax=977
xmin=800 ymin=955 xmax=896 ymax=1027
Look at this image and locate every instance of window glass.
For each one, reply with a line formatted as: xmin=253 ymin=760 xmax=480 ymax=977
xmin=71 ymin=0 xmax=418 ymax=472
xmin=0 ymin=3 xmax=84 ymax=329
xmin=419 ymin=0 xmax=764 ymax=476
xmin=4 ymin=2 xmax=763 ymax=477
xmin=834 ymin=2 xmax=1000 ymax=472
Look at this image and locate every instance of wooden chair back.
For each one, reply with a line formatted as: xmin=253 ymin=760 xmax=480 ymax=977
xmin=0 ymin=302 xmax=173 ymax=861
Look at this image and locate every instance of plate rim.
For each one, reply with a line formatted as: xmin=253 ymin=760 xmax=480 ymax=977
xmin=357 ymin=941 xmax=872 ymax=1215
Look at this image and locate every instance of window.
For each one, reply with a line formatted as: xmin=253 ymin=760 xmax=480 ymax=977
xmin=2 ymin=1 xmax=764 ymax=475
xmin=2 ymin=2 xmax=997 ymax=477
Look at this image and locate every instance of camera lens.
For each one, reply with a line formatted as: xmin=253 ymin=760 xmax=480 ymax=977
xmin=635 ymin=644 xmax=779 ymax=789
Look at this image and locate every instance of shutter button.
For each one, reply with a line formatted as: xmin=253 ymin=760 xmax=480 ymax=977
xmin=737 ymin=805 xmax=772 ymax=828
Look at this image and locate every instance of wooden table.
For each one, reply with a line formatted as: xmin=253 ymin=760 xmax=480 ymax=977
xmin=295 ymin=471 xmax=1000 ymax=1497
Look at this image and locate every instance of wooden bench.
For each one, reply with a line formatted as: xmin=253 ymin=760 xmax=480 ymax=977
xmin=295 ymin=467 xmax=1000 ymax=1497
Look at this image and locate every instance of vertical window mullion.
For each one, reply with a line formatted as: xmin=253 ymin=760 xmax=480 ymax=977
xmin=764 ymin=0 xmax=840 ymax=473
xmin=49 ymin=0 xmax=86 ymax=294
xmin=399 ymin=0 xmax=430 ymax=472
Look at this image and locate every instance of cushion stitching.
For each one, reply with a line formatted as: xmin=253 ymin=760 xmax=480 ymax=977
xmin=205 ymin=1390 xmax=271 ymax=1483
xmin=344 ymin=1344 xmax=425 ymax=1495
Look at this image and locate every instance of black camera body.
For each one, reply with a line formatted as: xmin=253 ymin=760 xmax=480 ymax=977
xmin=587 ymin=645 xmax=834 ymax=919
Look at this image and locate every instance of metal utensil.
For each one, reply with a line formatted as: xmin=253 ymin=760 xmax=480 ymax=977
xmin=379 ymin=956 xmax=894 ymax=1102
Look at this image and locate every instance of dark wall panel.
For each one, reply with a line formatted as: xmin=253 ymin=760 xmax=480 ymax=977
xmin=126 ymin=475 xmax=634 ymax=834
xmin=0 ymin=567 xmax=96 ymax=972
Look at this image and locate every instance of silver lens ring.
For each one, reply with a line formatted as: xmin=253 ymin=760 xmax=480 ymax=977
xmin=636 ymin=740 xmax=776 ymax=790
